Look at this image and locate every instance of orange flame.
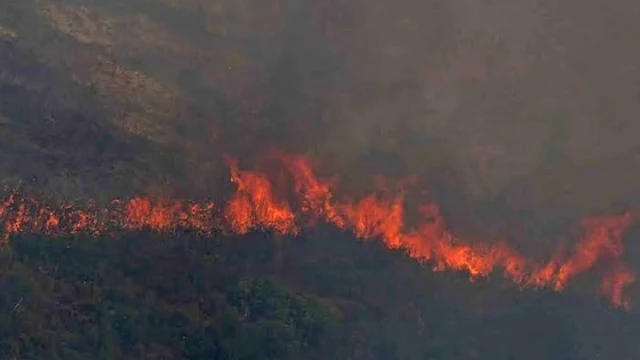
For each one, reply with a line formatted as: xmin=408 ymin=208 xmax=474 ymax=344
xmin=0 ymin=154 xmax=636 ymax=308
xmin=551 ymin=214 xmax=634 ymax=291
xmin=602 ymin=265 xmax=635 ymax=309
xmin=225 ymin=158 xmax=297 ymax=235
xmin=123 ymin=197 xmax=215 ymax=234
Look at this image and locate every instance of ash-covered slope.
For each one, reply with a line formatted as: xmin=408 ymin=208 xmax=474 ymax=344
xmin=0 ymin=37 xmax=157 ymax=200
xmin=0 ymin=0 xmax=242 ymax=198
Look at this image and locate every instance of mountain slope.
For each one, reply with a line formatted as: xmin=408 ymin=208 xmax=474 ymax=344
xmin=2 ymin=230 xmax=639 ymax=360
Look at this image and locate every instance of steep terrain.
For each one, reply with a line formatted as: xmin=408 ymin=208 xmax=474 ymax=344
xmin=1 ymin=230 xmax=639 ymax=360
xmin=2 ymin=1 xmax=640 ymax=359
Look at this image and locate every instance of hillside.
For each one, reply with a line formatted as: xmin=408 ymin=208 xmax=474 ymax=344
xmin=2 ymin=229 xmax=639 ymax=360
xmin=2 ymin=1 xmax=640 ymax=359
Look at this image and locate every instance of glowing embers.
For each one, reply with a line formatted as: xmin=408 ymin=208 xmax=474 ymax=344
xmin=123 ymin=197 xmax=215 ymax=234
xmin=0 ymin=195 xmax=216 ymax=241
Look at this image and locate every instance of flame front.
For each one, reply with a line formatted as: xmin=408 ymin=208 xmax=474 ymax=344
xmin=0 ymin=154 xmax=636 ymax=308
xmin=225 ymin=158 xmax=297 ymax=235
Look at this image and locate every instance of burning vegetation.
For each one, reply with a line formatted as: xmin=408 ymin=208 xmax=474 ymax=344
xmin=0 ymin=152 xmax=635 ymax=309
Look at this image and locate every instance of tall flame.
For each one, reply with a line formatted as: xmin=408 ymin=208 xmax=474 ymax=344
xmin=225 ymin=157 xmax=297 ymax=235
xmin=0 ymin=153 xmax=635 ymax=308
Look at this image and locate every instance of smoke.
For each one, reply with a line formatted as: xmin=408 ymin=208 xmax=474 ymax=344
xmin=201 ymin=0 xmax=640 ymax=246
xmin=3 ymin=0 xmax=640 ymax=301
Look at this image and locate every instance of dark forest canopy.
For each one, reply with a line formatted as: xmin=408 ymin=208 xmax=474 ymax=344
xmin=0 ymin=229 xmax=638 ymax=360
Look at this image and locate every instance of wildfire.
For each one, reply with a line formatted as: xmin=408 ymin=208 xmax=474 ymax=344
xmin=0 ymin=153 xmax=636 ymax=308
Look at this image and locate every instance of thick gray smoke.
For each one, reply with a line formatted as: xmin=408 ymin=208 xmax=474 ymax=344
xmin=206 ymin=0 xmax=640 ymax=246
xmin=3 ymin=0 xmax=640 ymax=250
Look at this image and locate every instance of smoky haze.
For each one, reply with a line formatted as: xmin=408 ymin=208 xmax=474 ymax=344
xmin=205 ymin=0 xmax=640 ymax=247
xmin=2 ymin=1 xmax=640 ymax=271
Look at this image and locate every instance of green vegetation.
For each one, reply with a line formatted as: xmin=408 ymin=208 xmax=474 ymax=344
xmin=0 ymin=229 xmax=638 ymax=359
